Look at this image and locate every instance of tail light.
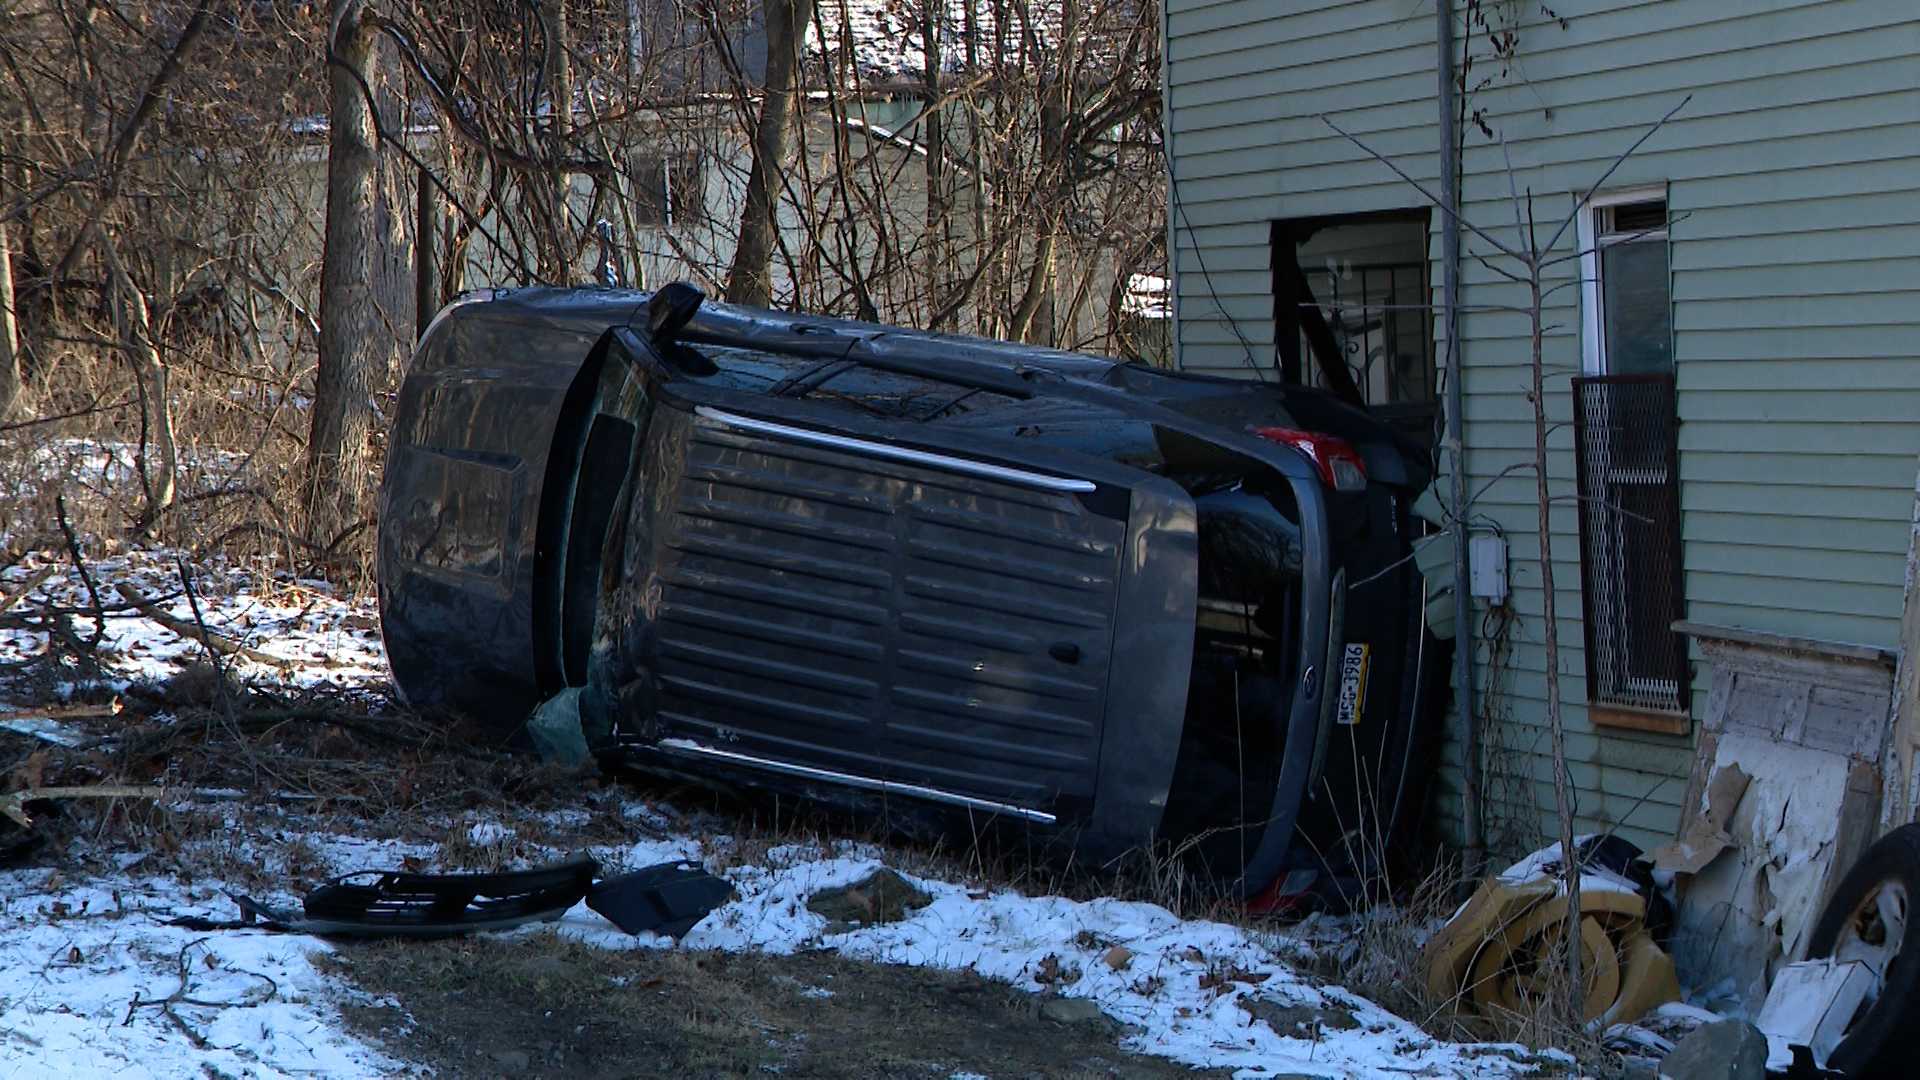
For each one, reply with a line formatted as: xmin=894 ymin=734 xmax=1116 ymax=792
xmin=1253 ymin=426 xmax=1368 ymax=492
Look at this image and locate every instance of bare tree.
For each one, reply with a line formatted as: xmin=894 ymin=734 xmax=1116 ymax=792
xmin=0 ymin=221 xmax=19 ymax=420
xmin=1327 ymin=93 xmax=1688 ymax=1019
xmin=97 ymin=230 xmax=175 ymax=531
xmin=725 ymin=0 xmax=817 ymax=305
xmin=0 ymin=0 xmax=1166 ymax=576
xmin=308 ymin=0 xmax=413 ymax=549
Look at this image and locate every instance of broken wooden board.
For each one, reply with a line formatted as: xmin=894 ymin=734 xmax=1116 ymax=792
xmin=1668 ymin=732 xmax=1880 ymax=1010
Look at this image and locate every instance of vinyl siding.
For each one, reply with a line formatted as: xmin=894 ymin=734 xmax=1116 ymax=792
xmin=1164 ymin=0 xmax=1920 ymax=856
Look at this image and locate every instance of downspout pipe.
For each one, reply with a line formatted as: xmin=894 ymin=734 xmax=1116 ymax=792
xmin=1159 ymin=0 xmax=1180 ymax=371
xmin=415 ymin=166 xmax=435 ymax=343
xmin=1437 ymin=1 xmax=1483 ymax=870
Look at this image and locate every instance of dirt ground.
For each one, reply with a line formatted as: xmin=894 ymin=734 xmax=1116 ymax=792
xmin=324 ymin=933 xmax=1230 ymax=1079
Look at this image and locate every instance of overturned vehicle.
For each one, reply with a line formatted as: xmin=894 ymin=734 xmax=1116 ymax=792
xmin=378 ymin=285 xmax=1443 ymax=902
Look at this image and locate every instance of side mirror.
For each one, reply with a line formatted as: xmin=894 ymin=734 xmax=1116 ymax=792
xmin=646 ymin=282 xmax=704 ymax=344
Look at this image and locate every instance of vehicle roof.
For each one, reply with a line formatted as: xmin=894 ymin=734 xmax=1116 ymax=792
xmin=420 ymin=286 xmax=1425 ymax=485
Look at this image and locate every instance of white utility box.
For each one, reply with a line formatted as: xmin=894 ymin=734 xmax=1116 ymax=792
xmin=1468 ymin=534 xmax=1508 ymax=604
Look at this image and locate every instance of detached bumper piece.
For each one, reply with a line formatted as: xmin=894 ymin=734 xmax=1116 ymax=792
xmin=169 ymin=856 xmax=735 ymax=941
xmin=171 ymin=857 xmax=598 ymax=938
xmin=302 ymin=857 xmax=600 ymax=938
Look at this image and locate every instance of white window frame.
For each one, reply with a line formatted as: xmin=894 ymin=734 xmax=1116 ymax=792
xmin=1577 ymin=183 xmax=1670 ymax=376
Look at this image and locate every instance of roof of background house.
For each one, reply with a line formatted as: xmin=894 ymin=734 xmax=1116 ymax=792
xmin=808 ymin=1 xmax=1152 ymax=85
xmin=810 ymin=0 xmax=1006 ymax=82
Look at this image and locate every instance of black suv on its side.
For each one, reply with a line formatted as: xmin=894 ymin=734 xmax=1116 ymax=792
xmin=378 ymin=284 xmax=1442 ymax=902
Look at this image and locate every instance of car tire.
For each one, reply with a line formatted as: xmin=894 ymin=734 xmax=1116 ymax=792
xmin=1804 ymin=823 xmax=1920 ymax=1077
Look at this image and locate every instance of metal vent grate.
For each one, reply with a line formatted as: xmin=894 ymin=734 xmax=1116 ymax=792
xmin=1572 ymin=375 xmax=1688 ymax=714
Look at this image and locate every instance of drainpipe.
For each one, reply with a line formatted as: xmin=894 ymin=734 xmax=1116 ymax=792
xmin=1437 ymin=2 xmax=1483 ymax=870
xmin=1159 ymin=0 xmax=1180 ymax=371
xmin=415 ymin=165 xmax=435 ymax=343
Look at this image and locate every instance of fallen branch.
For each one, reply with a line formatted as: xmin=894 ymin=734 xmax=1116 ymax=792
xmin=54 ymin=496 xmax=105 ymax=651
xmin=0 ymin=699 xmax=122 ymax=723
xmin=123 ymin=937 xmax=277 ymax=1051
xmin=111 ymin=583 xmax=294 ymax=670
xmin=0 ymin=565 xmax=56 ymax=615
xmin=0 ymin=783 xmax=163 ymax=828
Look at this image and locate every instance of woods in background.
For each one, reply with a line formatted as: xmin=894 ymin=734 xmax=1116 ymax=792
xmin=1 ymin=0 xmax=1167 ymax=573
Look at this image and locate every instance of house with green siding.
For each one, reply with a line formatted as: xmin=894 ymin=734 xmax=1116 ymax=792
xmin=1161 ymin=0 xmax=1920 ymax=858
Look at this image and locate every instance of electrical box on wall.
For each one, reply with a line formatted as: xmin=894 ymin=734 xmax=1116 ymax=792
xmin=1469 ymin=534 xmax=1509 ymax=604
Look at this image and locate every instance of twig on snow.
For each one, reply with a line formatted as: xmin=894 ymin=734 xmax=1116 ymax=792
xmin=111 ymin=582 xmax=295 ymax=670
xmin=53 ymin=496 xmax=105 ymax=651
xmin=0 ymin=565 xmax=56 ymax=616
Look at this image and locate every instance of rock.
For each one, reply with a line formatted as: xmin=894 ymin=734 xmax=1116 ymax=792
xmin=805 ymin=868 xmax=931 ymax=930
xmin=159 ymin=661 xmax=242 ymax=706
xmin=1658 ymin=1020 xmax=1766 ymax=1080
xmin=490 ymin=1049 xmax=531 ymax=1074
xmin=1240 ymin=998 xmax=1362 ymax=1039
xmin=1038 ymin=996 xmax=1109 ymax=1028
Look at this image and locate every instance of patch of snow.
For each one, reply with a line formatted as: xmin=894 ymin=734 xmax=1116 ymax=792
xmin=467 ymin=819 xmax=513 ymax=847
xmin=0 ymin=715 xmax=89 ymax=747
xmin=1 ymin=547 xmax=389 ymax=692
xmin=1123 ymin=273 xmax=1171 ymax=321
xmin=1 ymin=793 xmax=1558 ymax=1079
xmin=0 ymin=869 xmax=403 ymax=1078
xmin=663 ymin=854 xmax=1550 ymax=1077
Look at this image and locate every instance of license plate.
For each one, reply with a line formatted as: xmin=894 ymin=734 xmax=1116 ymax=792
xmin=1336 ymin=643 xmax=1371 ymax=726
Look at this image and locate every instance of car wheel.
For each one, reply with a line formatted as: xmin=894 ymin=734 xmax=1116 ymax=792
xmin=1805 ymin=823 xmax=1920 ymax=1077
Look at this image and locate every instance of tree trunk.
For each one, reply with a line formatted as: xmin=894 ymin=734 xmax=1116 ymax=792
xmin=1008 ymin=4 xmax=1076 ymax=346
xmin=0 ymin=221 xmax=20 ymax=421
xmin=922 ymin=2 xmax=949 ymax=329
xmin=373 ymin=29 xmax=415 ymax=376
xmin=624 ymin=0 xmax=644 ymax=86
xmin=724 ymin=0 xmax=816 ymax=307
xmin=963 ymin=0 xmax=987 ymax=336
xmin=1007 ymin=224 xmax=1056 ymax=344
xmin=98 ymin=234 xmax=175 ymax=531
xmin=308 ymin=0 xmax=405 ymax=549
xmin=120 ymin=285 xmax=176 ymax=532
xmin=541 ymin=0 xmax=574 ymax=282
xmin=1528 ymin=238 xmax=1583 ymax=1018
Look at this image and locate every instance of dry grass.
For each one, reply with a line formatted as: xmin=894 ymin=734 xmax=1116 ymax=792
xmin=321 ymin=932 xmax=1220 ymax=1079
xmin=2 ymin=303 xmax=375 ymax=593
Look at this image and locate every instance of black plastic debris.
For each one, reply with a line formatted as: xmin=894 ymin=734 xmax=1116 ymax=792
xmin=586 ymin=860 xmax=734 ymax=938
xmin=168 ymin=856 xmax=734 ymax=941
xmin=171 ymin=857 xmax=599 ymax=938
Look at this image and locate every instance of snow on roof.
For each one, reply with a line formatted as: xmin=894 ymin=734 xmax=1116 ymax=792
xmin=807 ymin=0 xmax=1157 ymax=84
xmin=810 ymin=0 xmax=1003 ymax=82
xmin=1122 ymin=273 xmax=1170 ymax=321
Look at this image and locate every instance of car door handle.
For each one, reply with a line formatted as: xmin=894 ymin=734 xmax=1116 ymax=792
xmin=1048 ymin=642 xmax=1081 ymax=665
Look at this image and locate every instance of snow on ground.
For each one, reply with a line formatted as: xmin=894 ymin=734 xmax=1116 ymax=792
xmin=0 ymin=548 xmax=387 ymax=693
xmin=674 ymin=850 xmax=1549 ymax=1076
xmin=0 ymin=863 xmax=408 ymax=1078
xmin=2 ymin=548 xmax=1555 ymax=1078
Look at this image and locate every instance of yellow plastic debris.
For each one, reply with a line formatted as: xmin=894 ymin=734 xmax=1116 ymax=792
xmin=1424 ymin=875 xmax=1679 ymax=1026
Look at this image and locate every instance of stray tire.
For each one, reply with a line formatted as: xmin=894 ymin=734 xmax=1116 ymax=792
xmin=1804 ymin=823 xmax=1920 ymax=1077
